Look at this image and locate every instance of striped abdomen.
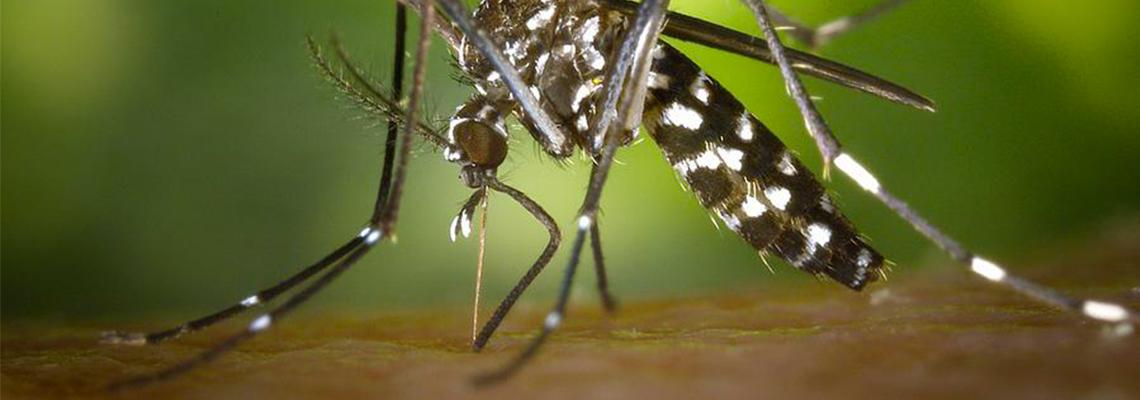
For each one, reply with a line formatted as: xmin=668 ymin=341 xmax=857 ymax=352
xmin=642 ymin=42 xmax=884 ymax=290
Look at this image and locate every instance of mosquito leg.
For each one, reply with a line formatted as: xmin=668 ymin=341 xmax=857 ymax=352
xmin=585 ymin=156 xmax=618 ymax=314
xmin=591 ymin=221 xmax=618 ymax=313
xmin=108 ymin=235 xmax=381 ymax=391
xmin=341 ymin=2 xmax=407 ymax=213
xmin=102 ymin=8 xmax=420 ymax=348
xmin=472 ymin=208 xmax=582 ymax=385
xmin=100 ymin=237 xmax=363 ymax=345
xmin=395 ymin=0 xmax=461 ymax=50
xmin=472 ymin=178 xmax=561 ymax=351
xmin=107 ymin=4 xmax=437 ymax=389
xmin=765 ymin=0 xmax=910 ymax=50
xmin=834 ymin=154 xmax=1137 ymax=325
xmin=601 ymin=0 xmax=934 ymax=111
xmin=579 ymin=0 xmax=670 ymax=318
xmin=102 ymin=3 xmax=422 ymax=350
xmin=742 ymin=0 xmax=843 ymax=175
xmin=743 ymin=0 xmax=1137 ymax=327
xmin=473 ymin=0 xmax=670 ymax=384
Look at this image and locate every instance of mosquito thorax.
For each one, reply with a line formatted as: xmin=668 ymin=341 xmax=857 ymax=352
xmin=457 ymin=0 xmax=634 ymax=158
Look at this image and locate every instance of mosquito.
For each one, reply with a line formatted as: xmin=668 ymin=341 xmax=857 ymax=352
xmin=103 ymin=0 xmax=1137 ymax=389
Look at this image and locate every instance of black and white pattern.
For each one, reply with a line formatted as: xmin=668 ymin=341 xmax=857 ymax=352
xmin=459 ymin=1 xmax=640 ymax=155
xmin=643 ymin=42 xmax=883 ymax=289
xmin=457 ymin=0 xmax=883 ymax=290
xmin=453 ymin=2 xmax=1135 ymax=383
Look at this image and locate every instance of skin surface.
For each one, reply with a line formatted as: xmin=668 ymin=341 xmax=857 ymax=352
xmin=3 ymin=220 xmax=1138 ymax=400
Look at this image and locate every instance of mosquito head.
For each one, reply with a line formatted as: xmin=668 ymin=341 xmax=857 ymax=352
xmin=446 ymin=95 xmax=510 ymax=188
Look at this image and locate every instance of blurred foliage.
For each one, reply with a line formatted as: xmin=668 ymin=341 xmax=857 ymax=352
xmin=3 ymin=0 xmax=1139 ymax=320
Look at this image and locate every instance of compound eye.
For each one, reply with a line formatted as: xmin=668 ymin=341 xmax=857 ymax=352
xmin=452 ymin=119 xmax=508 ymax=169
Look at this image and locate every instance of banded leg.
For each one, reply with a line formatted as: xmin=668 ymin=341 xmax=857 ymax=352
xmin=109 ymin=232 xmax=381 ymax=390
xmin=471 ymin=0 xmax=671 ymax=384
xmin=107 ymin=3 xmax=437 ymax=390
xmin=100 ymin=238 xmax=362 ymax=345
xmin=100 ymin=13 xmax=425 ymax=349
xmin=472 ymin=177 xmax=561 ymax=351
xmin=743 ymin=0 xmax=1136 ymax=326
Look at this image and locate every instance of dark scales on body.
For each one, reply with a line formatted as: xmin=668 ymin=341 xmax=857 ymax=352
xmin=452 ymin=0 xmax=884 ymax=290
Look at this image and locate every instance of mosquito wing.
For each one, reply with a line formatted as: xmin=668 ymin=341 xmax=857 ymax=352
xmin=602 ymin=0 xmax=935 ymax=112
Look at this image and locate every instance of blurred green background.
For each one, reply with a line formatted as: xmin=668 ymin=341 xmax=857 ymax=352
xmin=3 ymin=0 xmax=1139 ymax=321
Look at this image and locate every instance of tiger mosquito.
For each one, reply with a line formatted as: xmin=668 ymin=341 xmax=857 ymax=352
xmin=103 ymin=0 xmax=1137 ymax=389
